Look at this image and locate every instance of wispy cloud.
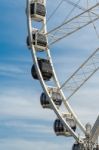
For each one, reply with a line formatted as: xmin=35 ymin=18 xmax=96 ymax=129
xmin=0 ymin=87 xmax=56 ymax=120
xmin=0 ymin=139 xmax=72 ymax=150
xmin=0 ymin=64 xmax=23 ymax=75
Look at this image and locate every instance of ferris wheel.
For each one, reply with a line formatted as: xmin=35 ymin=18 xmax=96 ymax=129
xmin=26 ymin=0 xmax=99 ymax=149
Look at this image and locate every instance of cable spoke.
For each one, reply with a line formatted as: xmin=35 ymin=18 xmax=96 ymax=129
xmin=46 ymin=3 xmax=99 ymax=46
xmin=59 ymin=48 xmax=99 ymax=100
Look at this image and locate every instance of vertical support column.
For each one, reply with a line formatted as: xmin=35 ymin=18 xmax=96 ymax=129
xmin=90 ymin=116 xmax=99 ymax=144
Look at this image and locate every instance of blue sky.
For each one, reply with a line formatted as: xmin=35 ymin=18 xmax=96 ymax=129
xmin=0 ymin=0 xmax=99 ymax=150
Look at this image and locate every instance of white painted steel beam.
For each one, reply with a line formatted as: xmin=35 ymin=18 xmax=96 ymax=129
xmin=90 ymin=116 xmax=99 ymax=144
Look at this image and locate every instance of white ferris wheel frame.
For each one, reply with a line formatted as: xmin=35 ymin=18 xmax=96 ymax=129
xmin=26 ymin=0 xmax=99 ymax=146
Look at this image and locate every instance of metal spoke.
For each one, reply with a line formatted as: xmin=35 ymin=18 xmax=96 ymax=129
xmin=59 ymin=48 xmax=99 ymax=100
xmin=46 ymin=3 xmax=99 ymax=46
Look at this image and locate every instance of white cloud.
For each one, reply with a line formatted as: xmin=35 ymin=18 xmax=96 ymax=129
xmin=0 ymin=64 xmax=23 ymax=75
xmin=0 ymin=118 xmax=53 ymax=135
xmin=0 ymin=88 xmax=56 ymax=121
xmin=0 ymin=139 xmax=72 ymax=150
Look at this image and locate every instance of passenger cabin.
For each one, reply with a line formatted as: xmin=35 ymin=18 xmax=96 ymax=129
xmin=26 ymin=31 xmax=47 ymax=51
xmin=72 ymin=143 xmax=83 ymax=150
xmin=93 ymin=145 xmax=99 ymax=150
xmin=40 ymin=91 xmax=62 ymax=109
xmin=31 ymin=58 xmax=53 ymax=81
xmin=54 ymin=117 xmax=76 ymax=136
xmin=26 ymin=36 xmax=30 ymax=49
xmin=30 ymin=0 xmax=46 ymax=21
